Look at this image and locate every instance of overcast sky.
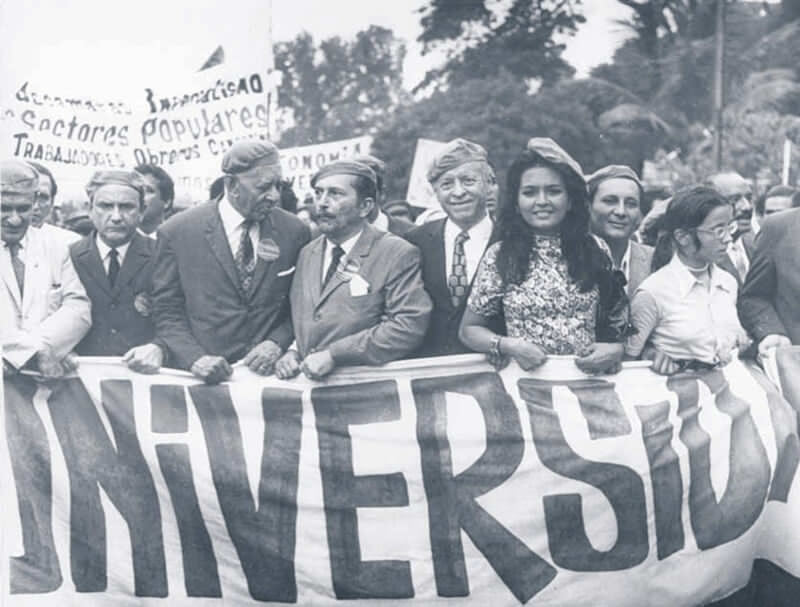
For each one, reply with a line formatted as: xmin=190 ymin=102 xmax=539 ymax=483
xmin=0 ymin=0 xmax=633 ymax=94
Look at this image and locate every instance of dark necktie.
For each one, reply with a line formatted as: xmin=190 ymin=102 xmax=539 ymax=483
xmin=8 ymin=243 xmax=24 ymax=297
xmin=323 ymin=245 xmax=345 ymax=287
xmin=108 ymin=248 xmax=120 ymax=287
xmin=235 ymin=221 xmax=256 ymax=292
xmin=448 ymin=231 xmax=470 ymax=308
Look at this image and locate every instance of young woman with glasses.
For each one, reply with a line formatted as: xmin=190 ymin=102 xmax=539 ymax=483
xmin=625 ymin=186 xmax=750 ymax=374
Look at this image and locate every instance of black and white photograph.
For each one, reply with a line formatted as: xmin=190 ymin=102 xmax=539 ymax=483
xmin=1 ymin=1 xmax=799 ymax=605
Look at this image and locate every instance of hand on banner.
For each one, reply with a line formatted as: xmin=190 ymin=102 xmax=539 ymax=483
xmin=503 ymin=337 xmax=547 ymax=371
xmin=275 ymin=349 xmax=302 ymax=379
xmin=757 ymin=334 xmax=792 ymax=361
xmin=123 ymin=343 xmax=163 ymax=374
xmin=61 ymin=352 xmax=79 ymax=374
xmin=36 ymin=346 xmax=65 ymax=379
xmin=301 ymin=350 xmax=336 ymax=380
xmin=190 ymin=355 xmax=232 ymax=384
xmin=651 ymin=349 xmax=680 ymax=376
xmin=242 ymin=340 xmax=282 ymax=375
xmin=575 ymin=342 xmax=624 ymax=375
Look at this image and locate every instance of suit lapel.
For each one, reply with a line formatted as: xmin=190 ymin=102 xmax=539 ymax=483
xmin=21 ymin=231 xmax=46 ymax=317
xmin=0 ymin=245 xmax=21 ymax=309
xmin=427 ymin=220 xmax=453 ymax=310
xmin=316 ymin=227 xmax=378 ymax=309
xmin=306 ymin=237 xmax=325 ymax=307
xmin=73 ymin=236 xmax=113 ymax=297
xmin=246 ymin=214 xmax=275 ymax=298
xmin=205 ymin=204 xmax=244 ymax=297
xmin=114 ymin=233 xmax=150 ymax=292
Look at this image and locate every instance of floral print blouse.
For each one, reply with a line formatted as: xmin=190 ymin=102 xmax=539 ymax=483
xmin=468 ymin=235 xmax=603 ymax=356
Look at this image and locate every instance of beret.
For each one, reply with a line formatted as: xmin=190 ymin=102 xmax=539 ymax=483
xmin=586 ymin=164 xmax=643 ymax=197
xmin=427 ymin=138 xmax=488 ymax=184
xmin=0 ymin=160 xmax=39 ymax=194
xmin=311 ymin=160 xmax=377 ymax=190
xmin=525 ymin=137 xmax=585 ymax=187
xmin=221 ymin=139 xmax=281 ymax=174
xmin=352 ymin=154 xmax=386 ymax=181
xmin=86 ymin=170 xmax=146 ymax=201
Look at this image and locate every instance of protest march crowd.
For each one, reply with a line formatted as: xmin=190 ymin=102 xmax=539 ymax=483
xmin=1 ymin=135 xmax=799 ymax=386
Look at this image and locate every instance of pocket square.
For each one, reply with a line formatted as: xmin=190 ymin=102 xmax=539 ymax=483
xmin=277 ymin=266 xmax=295 ymax=277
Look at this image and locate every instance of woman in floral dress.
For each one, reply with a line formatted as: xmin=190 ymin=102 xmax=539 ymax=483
xmin=459 ymin=137 xmax=633 ymax=374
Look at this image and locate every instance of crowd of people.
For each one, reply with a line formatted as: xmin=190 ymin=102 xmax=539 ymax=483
xmin=2 ymin=135 xmax=799 ymax=384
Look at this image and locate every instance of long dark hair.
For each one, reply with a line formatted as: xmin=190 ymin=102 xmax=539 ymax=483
xmin=495 ymin=149 xmax=610 ymax=292
xmin=651 ymin=186 xmax=730 ymax=272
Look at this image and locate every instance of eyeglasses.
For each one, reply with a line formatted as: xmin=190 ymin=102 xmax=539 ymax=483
xmin=694 ymin=225 xmax=735 ymax=240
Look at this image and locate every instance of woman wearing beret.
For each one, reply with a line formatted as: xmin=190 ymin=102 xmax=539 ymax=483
xmin=626 ymin=186 xmax=750 ymax=375
xmin=459 ymin=138 xmax=633 ymax=374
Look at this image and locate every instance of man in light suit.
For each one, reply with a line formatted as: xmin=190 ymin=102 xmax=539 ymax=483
xmin=738 ymin=207 xmax=800 ymax=358
xmin=153 ymin=140 xmax=310 ymax=383
xmin=1 ymin=160 xmax=90 ymax=378
xmin=405 ymin=138 xmax=500 ymax=357
xmin=70 ymin=170 xmax=164 ymax=372
xmin=588 ymin=165 xmax=653 ymax=295
xmin=706 ymin=172 xmax=755 ymax=284
xmin=275 ymin=160 xmax=431 ymax=380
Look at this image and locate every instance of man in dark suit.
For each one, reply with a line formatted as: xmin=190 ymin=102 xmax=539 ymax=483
xmin=587 ymin=165 xmax=654 ymax=295
xmin=706 ymin=172 xmax=755 ymax=284
xmin=738 ymin=207 xmax=800 ymax=358
xmin=70 ymin=170 xmax=164 ymax=373
xmin=152 ymin=140 xmax=310 ymax=383
xmin=274 ymin=160 xmax=431 ymax=380
xmin=404 ymin=138 xmax=499 ymax=357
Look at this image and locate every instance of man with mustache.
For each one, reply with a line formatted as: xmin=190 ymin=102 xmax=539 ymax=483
xmin=706 ymin=172 xmax=755 ymax=284
xmin=27 ymin=161 xmax=81 ymax=246
xmin=275 ymin=159 xmax=431 ymax=380
xmin=152 ymin=140 xmax=310 ymax=383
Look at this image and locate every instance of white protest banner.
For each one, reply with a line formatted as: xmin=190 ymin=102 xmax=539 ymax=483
xmin=279 ymin=136 xmax=373 ymax=201
xmin=406 ymin=138 xmax=447 ymax=209
xmin=0 ymin=60 xmax=276 ymax=205
xmin=2 ymin=355 xmax=799 ymax=605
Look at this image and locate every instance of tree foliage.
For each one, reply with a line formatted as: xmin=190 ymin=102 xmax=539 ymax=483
xmin=415 ymin=0 xmax=585 ymax=90
xmin=273 ymin=26 xmax=408 ymax=147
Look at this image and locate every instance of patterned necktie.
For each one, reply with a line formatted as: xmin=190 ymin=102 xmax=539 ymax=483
xmin=731 ymin=240 xmax=748 ymax=281
xmin=448 ymin=231 xmax=470 ymax=308
xmin=323 ymin=245 xmax=345 ymax=287
xmin=8 ymin=243 xmax=24 ymax=297
xmin=235 ymin=221 xmax=256 ymax=292
xmin=108 ymin=248 xmax=120 ymax=287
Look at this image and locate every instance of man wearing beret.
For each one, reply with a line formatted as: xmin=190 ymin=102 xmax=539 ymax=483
xmin=274 ymin=160 xmax=431 ymax=380
xmin=587 ymin=165 xmax=653 ymax=295
xmin=1 ymin=160 xmax=91 ymax=378
xmin=152 ymin=139 xmax=310 ymax=383
xmin=353 ymin=153 xmax=414 ymax=236
xmin=404 ymin=138 xmax=501 ymax=357
xmin=70 ymin=170 xmax=165 ymax=372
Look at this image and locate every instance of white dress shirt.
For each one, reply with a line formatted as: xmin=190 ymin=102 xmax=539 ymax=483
xmin=322 ymin=230 xmax=363 ymax=284
xmin=627 ymin=254 xmax=748 ymax=365
xmin=444 ymin=215 xmax=493 ymax=284
xmin=618 ymin=241 xmax=632 ymax=284
xmin=95 ymin=236 xmax=131 ymax=273
xmin=218 ymin=197 xmax=259 ymax=255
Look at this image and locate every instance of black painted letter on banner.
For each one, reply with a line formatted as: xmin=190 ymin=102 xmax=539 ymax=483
xmin=312 ymin=380 xmax=414 ymax=600
xmin=5 ymin=375 xmax=62 ymax=593
xmin=190 ymin=385 xmax=302 ymax=602
xmin=412 ymin=372 xmax=556 ymax=603
xmin=668 ymin=371 xmax=771 ymax=549
xmin=47 ymin=378 xmax=167 ymax=596
xmin=520 ymin=378 xmax=649 ymax=571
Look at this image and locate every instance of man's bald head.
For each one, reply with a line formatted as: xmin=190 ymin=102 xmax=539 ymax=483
xmin=706 ymin=172 xmax=753 ymax=235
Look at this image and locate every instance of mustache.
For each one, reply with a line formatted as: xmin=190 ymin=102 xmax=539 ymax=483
xmin=735 ymin=209 xmax=753 ymax=220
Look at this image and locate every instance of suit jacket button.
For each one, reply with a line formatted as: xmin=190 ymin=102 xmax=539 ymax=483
xmin=111 ymin=329 xmax=118 ymax=335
